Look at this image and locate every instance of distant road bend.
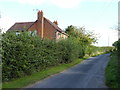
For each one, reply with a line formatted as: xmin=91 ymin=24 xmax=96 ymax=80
xmin=26 ymin=54 xmax=110 ymax=88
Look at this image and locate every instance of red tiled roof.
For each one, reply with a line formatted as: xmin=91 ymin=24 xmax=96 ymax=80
xmin=44 ymin=18 xmax=68 ymax=36
xmin=7 ymin=18 xmax=68 ymax=36
xmin=8 ymin=22 xmax=34 ymax=31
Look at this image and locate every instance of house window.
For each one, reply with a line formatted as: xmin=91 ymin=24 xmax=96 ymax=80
xmin=58 ymin=32 xmax=62 ymax=38
xmin=29 ymin=30 xmax=37 ymax=36
xmin=16 ymin=32 xmax=20 ymax=36
xmin=31 ymin=30 xmax=37 ymax=36
xmin=58 ymin=33 xmax=61 ymax=35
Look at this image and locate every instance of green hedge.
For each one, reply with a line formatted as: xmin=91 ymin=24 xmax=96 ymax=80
xmin=2 ymin=32 xmax=83 ymax=82
xmin=105 ymin=52 xmax=119 ymax=88
xmin=85 ymin=46 xmax=113 ymax=56
xmin=2 ymin=32 xmax=113 ymax=82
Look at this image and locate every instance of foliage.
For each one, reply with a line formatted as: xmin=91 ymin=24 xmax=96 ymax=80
xmin=112 ymin=39 xmax=120 ymax=80
xmin=0 ymin=29 xmax=2 ymax=57
xmin=105 ymin=39 xmax=120 ymax=88
xmin=105 ymin=52 xmax=120 ymax=88
xmin=2 ymin=32 xmax=83 ymax=82
xmin=65 ymin=25 xmax=97 ymax=45
xmin=65 ymin=25 xmax=112 ymax=56
xmin=113 ymin=39 xmax=120 ymax=55
xmin=3 ymin=58 xmax=85 ymax=88
xmin=0 ymin=29 xmax=2 ymax=89
xmin=85 ymin=46 xmax=113 ymax=56
xmin=2 ymin=28 xmax=113 ymax=82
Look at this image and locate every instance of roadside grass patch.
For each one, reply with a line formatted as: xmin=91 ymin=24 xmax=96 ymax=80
xmin=2 ymin=57 xmax=87 ymax=88
xmin=105 ymin=52 xmax=120 ymax=88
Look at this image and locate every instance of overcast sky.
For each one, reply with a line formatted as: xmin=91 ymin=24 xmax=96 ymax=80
xmin=0 ymin=0 xmax=119 ymax=46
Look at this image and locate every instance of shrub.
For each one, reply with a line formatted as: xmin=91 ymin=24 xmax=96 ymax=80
xmin=2 ymin=31 xmax=113 ymax=82
xmin=85 ymin=46 xmax=113 ymax=56
xmin=57 ymin=38 xmax=81 ymax=63
xmin=2 ymin=32 xmax=83 ymax=82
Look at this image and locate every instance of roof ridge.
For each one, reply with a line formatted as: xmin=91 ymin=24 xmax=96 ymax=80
xmin=15 ymin=22 xmax=34 ymax=24
xmin=44 ymin=17 xmax=62 ymax=31
xmin=27 ymin=20 xmax=37 ymax=30
xmin=44 ymin=18 xmax=68 ymax=36
xmin=8 ymin=22 xmax=35 ymax=31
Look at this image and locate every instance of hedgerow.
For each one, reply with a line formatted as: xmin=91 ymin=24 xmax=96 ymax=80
xmin=2 ymin=30 xmax=113 ymax=82
xmin=85 ymin=45 xmax=113 ymax=56
xmin=2 ymin=32 xmax=84 ymax=82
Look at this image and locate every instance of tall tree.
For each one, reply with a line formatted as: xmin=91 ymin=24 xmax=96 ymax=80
xmin=65 ymin=25 xmax=97 ymax=45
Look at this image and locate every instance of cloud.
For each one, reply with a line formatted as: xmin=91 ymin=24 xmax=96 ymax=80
xmin=1 ymin=0 xmax=118 ymax=8
xmin=0 ymin=0 xmax=82 ymax=8
xmin=50 ymin=0 xmax=119 ymax=8
xmin=50 ymin=0 xmax=81 ymax=8
xmin=17 ymin=0 xmax=46 ymax=5
xmin=0 ymin=0 xmax=46 ymax=5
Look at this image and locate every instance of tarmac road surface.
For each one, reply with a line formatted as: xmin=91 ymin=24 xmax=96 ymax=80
xmin=26 ymin=54 xmax=110 ymax=88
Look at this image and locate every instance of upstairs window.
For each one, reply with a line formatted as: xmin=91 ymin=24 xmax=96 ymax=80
xmin=16 ymin=32 xmax=20 ymax=36
xmin=32 ymin=30 xmax=37 ymax=36
xmin=29 ymin=30 xmax=37 ymax=36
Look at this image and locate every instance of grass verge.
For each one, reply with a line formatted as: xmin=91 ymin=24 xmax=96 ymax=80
xmin=2 ymin=57 xmax=88 ymax=88
xmin=105 ymin=52 xmax=120 ymax=88
xmin=3 ymin=53 xmax=107 ymax=88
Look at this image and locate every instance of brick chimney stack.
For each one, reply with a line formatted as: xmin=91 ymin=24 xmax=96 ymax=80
xmin=38 ymin=10 xmax=43 ymax=21
xmin=37 ymin=10 xmax=44 ymax=38
xmin=53 ymin=20 xmax=58 ymax=25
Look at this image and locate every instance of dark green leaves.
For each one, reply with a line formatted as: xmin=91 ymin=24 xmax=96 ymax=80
xmin=2 ymin=32 xmax=82 ymax=82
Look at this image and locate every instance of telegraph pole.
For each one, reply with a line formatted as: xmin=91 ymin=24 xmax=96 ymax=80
xmin=0 ymin=10 xmax=1 ymax=90
xmin=0 ymin=10 xmax=1 ymax=33
xmin=118 ymin=1 xmax=120 ymax=39
xmin=0 ymin=11 xmax=1 ymax=19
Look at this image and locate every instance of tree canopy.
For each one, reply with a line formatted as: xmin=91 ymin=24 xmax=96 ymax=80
xmin=65 ymin=25 xmax=97 ymax=46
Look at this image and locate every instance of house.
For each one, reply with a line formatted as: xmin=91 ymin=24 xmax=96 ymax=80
xmin=7 ymin=10 xmax=68 ymax=40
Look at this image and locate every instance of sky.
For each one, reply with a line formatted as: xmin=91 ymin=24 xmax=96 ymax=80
xmin=0 ymin=0 xmax=119 ymax=46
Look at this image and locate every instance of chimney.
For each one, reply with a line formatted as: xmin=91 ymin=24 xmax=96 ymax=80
xmin=37 ymin=10 xmax=44 ymax=38
xmin=38 ymin=10 xmax=43 ymax=21
xmin=53 ymin=20 xmax=58 ymax=25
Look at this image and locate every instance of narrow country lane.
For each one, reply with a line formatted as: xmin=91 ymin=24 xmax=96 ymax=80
xmin=26 ymin=54 xmax=110 ymax=88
